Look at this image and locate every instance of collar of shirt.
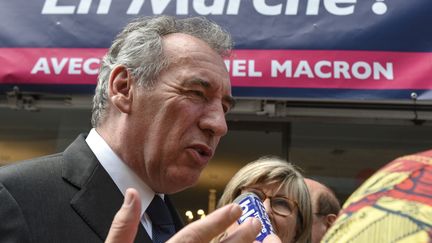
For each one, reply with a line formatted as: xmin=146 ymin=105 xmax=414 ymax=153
xmin=85 ymin=129 xmax=165 ymax=227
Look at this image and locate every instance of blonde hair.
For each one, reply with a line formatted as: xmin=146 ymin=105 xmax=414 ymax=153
xmin=218 ymin=156 xmax=312 ymax=243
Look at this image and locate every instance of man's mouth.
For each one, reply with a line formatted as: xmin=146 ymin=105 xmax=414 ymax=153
xmin=188 ymin=144 xmax=213 ymax=161
xmin=196 ymin=147 xmax=212 ymax=157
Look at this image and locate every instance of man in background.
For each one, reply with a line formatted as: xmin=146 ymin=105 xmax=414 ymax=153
xmin=305 ymin=178 xmax=341 ymax=243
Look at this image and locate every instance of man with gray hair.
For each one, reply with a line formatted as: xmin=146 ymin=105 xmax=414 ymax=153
xmin=0 ymin=16 xmax=277 ymax=243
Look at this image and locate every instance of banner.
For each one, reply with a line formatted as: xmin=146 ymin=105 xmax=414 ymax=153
xmin=1 ymin=0 xmax=431 ymax=100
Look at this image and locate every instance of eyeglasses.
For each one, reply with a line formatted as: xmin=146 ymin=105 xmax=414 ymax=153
xmin=240 ymin=186 xmax=299 ymax=217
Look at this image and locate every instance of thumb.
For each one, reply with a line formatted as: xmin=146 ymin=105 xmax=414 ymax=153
xmin=167 ymin=204 xmax=243 ymax=243
xmin=262 ymin=234 xmax=282 ymax=243
xmin=105 ymin=188 xmax=142 ymax=243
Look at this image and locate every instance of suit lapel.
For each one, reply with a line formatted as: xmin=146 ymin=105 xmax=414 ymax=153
xmin=62 ymin=135 xmax=150 ymax=242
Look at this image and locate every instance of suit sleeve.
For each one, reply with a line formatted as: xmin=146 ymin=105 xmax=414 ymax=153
xmin=0 ymin=183 xmax=32 ymax=243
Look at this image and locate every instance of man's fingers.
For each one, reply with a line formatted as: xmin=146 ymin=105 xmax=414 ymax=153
xmin=102 ymin=196 xmax=282 ymax=243
xmin=262 ymin=234 xmax=282 ymax=243
xmin=105 ymin=188 xmax=141 ymax=243
xmin=220 ymin=217 xmax=261 ymax=243
xmin=167 ymin=203 xmax=242 ymax=243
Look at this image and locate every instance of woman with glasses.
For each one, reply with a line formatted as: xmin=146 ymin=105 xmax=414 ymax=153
xmin=216 ymin=156 xmax=312 ymax=243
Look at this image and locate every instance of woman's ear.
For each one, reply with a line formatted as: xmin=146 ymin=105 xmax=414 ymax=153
xmin=109 ymin=65 xmax=133 ymax=113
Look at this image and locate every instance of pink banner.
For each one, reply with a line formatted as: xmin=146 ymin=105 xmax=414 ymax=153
xmin=226 ymin=50 xmax=432 ymax=90
xmin=0 ymin=48 xmax=105 ymax=85
xmin=1 ymin=48 xmax=432 ymax=90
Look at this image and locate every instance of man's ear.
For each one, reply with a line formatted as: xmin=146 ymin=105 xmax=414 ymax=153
xmin=109 ymin=65 xmax=133 ymax=113
xmin=325 ymin=214 xmax=338 ymax=228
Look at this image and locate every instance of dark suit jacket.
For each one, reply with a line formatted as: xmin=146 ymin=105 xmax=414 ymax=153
xmin=0 ymin=134 xmax=183 ymax=243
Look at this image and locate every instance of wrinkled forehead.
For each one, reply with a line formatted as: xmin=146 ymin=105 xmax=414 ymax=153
xmin=162 ymin=33 xmax=223 ymax=61
xmin=162 ymin=33 xmax=231 ymax=89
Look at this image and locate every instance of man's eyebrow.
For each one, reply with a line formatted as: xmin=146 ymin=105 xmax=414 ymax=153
xmin=184 ymin=78 xmax=211 ymax=88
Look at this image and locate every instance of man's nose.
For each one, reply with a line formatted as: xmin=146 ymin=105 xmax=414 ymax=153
xmin=199 ymin=102 xmax=228 ymax=137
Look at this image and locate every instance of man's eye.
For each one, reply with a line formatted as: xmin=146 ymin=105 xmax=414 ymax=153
xmin=190 ymin=90 xmax=206 ymax=99
xmin=222 ymin=104 xmax=229 ymax=114
xmin=222 ymin=102 xmax=232 ymax=114
xmin=193 ymin=90 xmax=204 ymax=97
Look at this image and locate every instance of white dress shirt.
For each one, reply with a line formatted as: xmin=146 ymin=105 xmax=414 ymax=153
xmin=86 ymin=128 xmax=163 ymax=238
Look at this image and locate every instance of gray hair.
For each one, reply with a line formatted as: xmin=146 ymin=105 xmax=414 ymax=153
xmin=91 ymin=15 xmax=232 ymax=127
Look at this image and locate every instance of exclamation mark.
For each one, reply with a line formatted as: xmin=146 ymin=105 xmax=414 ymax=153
xmin=372 ymin=0 xmax=388 ymax=15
